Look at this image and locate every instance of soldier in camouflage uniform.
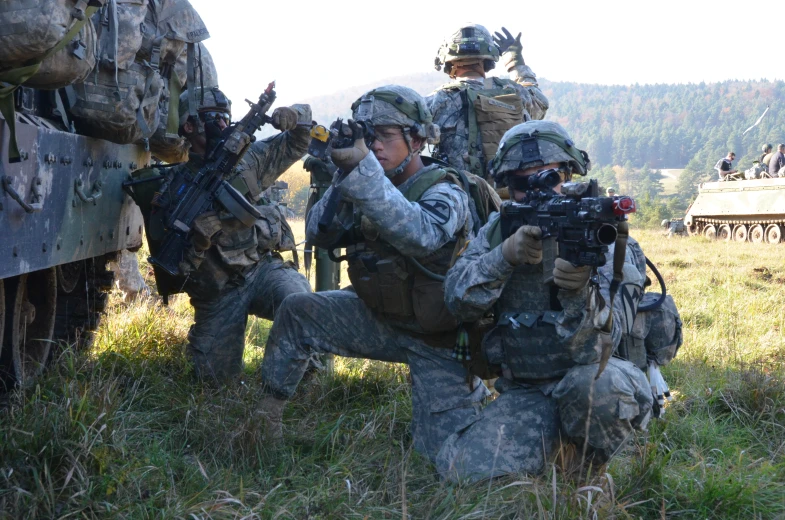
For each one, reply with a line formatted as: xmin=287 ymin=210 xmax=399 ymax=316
xmin=427 ymin=24 xmax=549 ymax=179
xmin=257 ymin=85 xmax=490 ymax=459
xmin=129 ymin=87 xmax=313 ymax=381
xmin=439 ymin=121 xmax=653 ymax=482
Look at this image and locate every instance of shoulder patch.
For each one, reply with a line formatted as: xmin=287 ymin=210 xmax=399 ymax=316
xmin=419 ymin=198 xmax=452 ymax=225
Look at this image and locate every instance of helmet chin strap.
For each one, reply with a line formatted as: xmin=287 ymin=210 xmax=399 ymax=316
xmin=383 ymin=129 xmax=415 ymax=178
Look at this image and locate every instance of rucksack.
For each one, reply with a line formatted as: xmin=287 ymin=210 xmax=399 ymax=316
xmin=68 ymin=0 xmax=208 ymax=145
xmin=441 ymin=77 xmax=525 ymax=178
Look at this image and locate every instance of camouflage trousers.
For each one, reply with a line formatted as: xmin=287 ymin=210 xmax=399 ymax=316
xmin=186 ymin=255 xmax=311 ymax=382
xmin=436 ymin=358 xmax=652 ymax=482
xmin=260 ymin=289 xmax=490 ymax=462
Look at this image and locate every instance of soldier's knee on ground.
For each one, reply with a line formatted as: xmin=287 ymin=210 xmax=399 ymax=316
xmin=187 ymin=328 xmax=246 ymax=383
xmin=552 ymin=358 xmax=652 ymax=462
xmin=188 ymin=351 xmax=244 ymax=383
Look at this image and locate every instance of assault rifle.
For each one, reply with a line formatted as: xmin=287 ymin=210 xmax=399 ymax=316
xmin=500 ymin=170 xmax=636 ymax=267
xmin=145 ymin=82 xmax=277 ymax=276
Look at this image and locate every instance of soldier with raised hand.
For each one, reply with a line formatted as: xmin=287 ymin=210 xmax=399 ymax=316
xmin=256 ymin=85 xmax=490 ymax=459
xmin=128 ymin=87 xmax=313 ymax=382
xmin=439 ymin=120 xmax=653 ymax=482
xmin=428 ymin=24 xmax=549 ymax=180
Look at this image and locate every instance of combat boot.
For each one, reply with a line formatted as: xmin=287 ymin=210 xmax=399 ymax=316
xmin=256 ymin=394 xmax=286 ymax=440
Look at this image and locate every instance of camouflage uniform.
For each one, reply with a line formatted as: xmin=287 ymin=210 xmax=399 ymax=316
xmin=427 ymin=24 xmax=549 ymax=178
xmin=260 ymin=85 xmax=489 ymax=460
xmin=438 ymin=121 xmax=653 ymax=482
xmin=131 ymin=101 xmax=313 ymax=381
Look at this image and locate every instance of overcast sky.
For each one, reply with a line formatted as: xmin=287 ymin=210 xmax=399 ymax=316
xmin=189 ymin=0 xmax=781 ymax=109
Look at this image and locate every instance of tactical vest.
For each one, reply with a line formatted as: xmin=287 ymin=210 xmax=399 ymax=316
xmin=127 ymin=156 xmax=296 ymax=300
xmin=442 ymin=77 xmax=525 ymax=178
xmin=345 ymin=167 xmax=465 ymax=335
xmin=481 ymin=217 xmax=601 ymax=381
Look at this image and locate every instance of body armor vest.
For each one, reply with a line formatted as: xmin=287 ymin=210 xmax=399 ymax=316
xmin=345 ymin=168 xmax=464 ymax=335
xmin=483 ymin=218 xmax=593 ymax=381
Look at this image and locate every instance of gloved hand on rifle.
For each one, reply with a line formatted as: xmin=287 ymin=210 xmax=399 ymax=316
xmin=502 ymin=225 xmax=542 ymax=265
xmin=553 ymin=258 xmax=592 ymax=291
xmin=330 ymin=119 xmax=369 ymax=172
xmin=271 ymin=106 xmax=299 ymax=131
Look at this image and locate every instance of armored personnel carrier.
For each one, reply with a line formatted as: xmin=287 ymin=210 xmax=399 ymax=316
xmin=0 ymin=88 xmax=147 ymax=388
xmin=684 ymin=177 xmax=785 ymax=243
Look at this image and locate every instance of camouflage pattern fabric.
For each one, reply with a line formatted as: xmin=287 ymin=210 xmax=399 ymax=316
xmin=188 ymin=254 xmax=311 ymax=381
xmin=437 ymin=358 xmax=651 ymax=482
xmin=260 ymin=288 xmax=489 ymax=460
xmin=426 ymin=65 xmax=549 ymax=175
xmin=261 ymin=152 xmax=488 ymax=460
xmin=440 ymin=213 xmax=653 ymax=480
xmin=306 ymin=153 xmax=471 ymax=264
xmin=134 ymin=106 xmax=312 ymax=380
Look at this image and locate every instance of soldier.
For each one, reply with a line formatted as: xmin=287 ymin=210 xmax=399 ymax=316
xmin=661 ymin=218 xmax=686 ymax=237
xmin=606 ymin=186 xmax=616 ymax=197
xmin=439 ymin=121 xmax=653 ymax=482
xmin=256 ymin=85 xmax=490 ymax=460
xmin=128 ymin=87 xmax=313 ymax=381
xmin=428 ymin=24 xmax=549 ymax=179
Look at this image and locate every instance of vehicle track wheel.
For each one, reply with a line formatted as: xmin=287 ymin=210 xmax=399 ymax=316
xmin=687 ymin=224 xmax=699 ymax=236
xmin=732 ymin=225 xmax=748 ymax=242
xmin=718 ymin=224 xmax=732 ymax=241
xmin=749 ymin=225 xmax=765 ymax=244
xmin=703 ymin=225 xmax=717 ymax=239
xmin=765 ymin=224 xmax=782 ymax=244
xmin=1 ymin=269 xmax=57 ymax=388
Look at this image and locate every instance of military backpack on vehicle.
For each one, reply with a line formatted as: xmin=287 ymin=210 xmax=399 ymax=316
xmin=69 ymin=0 xmax=208 ymax=147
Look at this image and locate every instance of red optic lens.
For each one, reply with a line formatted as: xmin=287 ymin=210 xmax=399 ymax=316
xmin=613 ymin=197 xmax=636 ymax=215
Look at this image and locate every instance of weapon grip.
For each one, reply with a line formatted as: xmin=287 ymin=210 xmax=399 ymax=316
xmin=318 ymin=186 xmax=342 ymax=233
xmin=149 ymin=232 xmax=191 ymax=277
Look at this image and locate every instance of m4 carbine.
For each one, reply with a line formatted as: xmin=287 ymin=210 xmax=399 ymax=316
xmin=500 ymin=171 xmax=636 ymax=267
xmin=147 ymin=82 xmax=277 ymax=276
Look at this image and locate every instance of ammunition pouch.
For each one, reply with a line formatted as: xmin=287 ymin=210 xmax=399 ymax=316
xmin=619 ymin=292 xmax=682 ymax=369
xmin=347 ymin=244 xmax=458 ymax=334
xmin=484 ymin=309 xmax=577 ymax=382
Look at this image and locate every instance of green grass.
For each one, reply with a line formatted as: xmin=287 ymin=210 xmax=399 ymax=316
xmin=1 ymin=229 xmax=784 ymax=518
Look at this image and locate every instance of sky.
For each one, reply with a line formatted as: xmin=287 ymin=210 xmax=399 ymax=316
xmin=189 ymin=0 xmax=782 ymax=110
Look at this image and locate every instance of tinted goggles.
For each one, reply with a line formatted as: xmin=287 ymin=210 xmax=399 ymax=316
xmin=199 ymin=111 xmax=231 ymax=125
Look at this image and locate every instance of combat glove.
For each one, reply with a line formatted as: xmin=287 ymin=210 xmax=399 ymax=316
xmin=271 ymin=106 xmax=299 ymax=131
xmin=330 ymin=120 xmax=369 ymax=172
xmin=501 ymin=225 xmax=542 ymax=265
xmin=553 ymin=258 xmax=592 ymax=291
xmin=494 ymin=27 xmax=525 ymax=70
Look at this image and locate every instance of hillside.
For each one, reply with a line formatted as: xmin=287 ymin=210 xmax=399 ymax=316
xmin=301 ymin=74 xmax=785 ymax=176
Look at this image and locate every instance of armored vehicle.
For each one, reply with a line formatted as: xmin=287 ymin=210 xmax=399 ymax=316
xmin=684 ymin=177 xmax=785 ymax=243
xmin=0 ymin=88 xmax=147 ymax=388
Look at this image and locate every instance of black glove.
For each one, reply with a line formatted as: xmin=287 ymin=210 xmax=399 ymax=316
xmin=493 ymin=27 xmax=522 ymax=55
xmin=330 ymin=119 xmax=369 ymax=171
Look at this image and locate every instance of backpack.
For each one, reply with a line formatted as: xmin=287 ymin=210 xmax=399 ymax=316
xmin=68 ymin=0 xmax=208 ymax=145
xmin=441 ymin=77 xmax=524 ymax=178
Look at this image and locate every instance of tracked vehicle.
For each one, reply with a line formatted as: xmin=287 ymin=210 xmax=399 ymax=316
xmin=0 ymin=89 xmax=147 ymax=388
xmin=684 ymin=177 xmax=785 ymax=243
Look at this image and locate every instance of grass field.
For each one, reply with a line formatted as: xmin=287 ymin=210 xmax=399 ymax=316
xmin=1 ymin=227 xmax=784 ymax=519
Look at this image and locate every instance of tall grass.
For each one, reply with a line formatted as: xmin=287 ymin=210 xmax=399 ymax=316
xmin=1 ymin=229 xmax=783 ymax=519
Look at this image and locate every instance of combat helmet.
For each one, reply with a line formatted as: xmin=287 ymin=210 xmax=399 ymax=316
xmin=351 ymin=85 xmax=440 ymax=176
xmin=434 ymin=23 xmax=500 ymax=77
xmin=489 ymin=120 xmax=591 ymax=186
xmin=763 ymin=143 xmax=773 ymax=154
xmin=178 ymin=86 xmax=231 ymax=128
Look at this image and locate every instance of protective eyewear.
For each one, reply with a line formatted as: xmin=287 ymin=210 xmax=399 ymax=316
xmin=199 ymin=111 xmax=231 ymax=125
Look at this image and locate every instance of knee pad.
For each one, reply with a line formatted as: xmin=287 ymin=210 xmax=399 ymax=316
xmin=552 ymin=358 xmax=653 ymax=457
